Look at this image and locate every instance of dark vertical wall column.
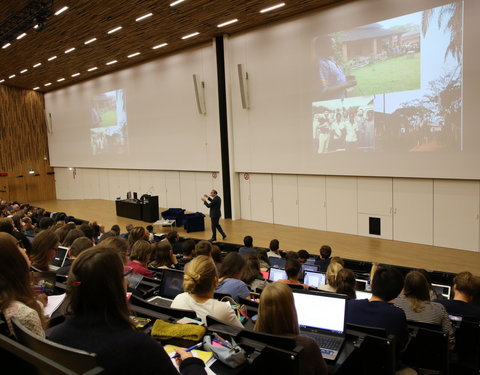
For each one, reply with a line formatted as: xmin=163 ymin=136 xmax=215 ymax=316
xmin=215 ymin=36 xmax=232 ymax=219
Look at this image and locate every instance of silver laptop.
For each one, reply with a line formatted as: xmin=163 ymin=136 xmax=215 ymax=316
xmin=50 ymin=246 xmax=69 ymax=270
xmin=303 ymin=270 xmax=326 ymax=288
xmin=268 ymin=267 xmax=287 ymax=282
xmin=432 ymin=283 xmax=451 ymax=299
xmin=293 ymin=290 xmax=347 ymax=361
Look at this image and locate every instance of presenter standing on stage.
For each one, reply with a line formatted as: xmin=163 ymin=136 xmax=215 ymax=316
xmin=201 ymin=190 xmax=226 ymax=242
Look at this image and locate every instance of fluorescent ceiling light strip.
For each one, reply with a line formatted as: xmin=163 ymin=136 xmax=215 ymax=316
xmin=85 ymin=38 xmax=97 ymax=44
xmin=71 ymin=72 xmax=80 ymax=77
xmin=57 ymin=78 xmax=65 ymax=82
xmin=152 ymin=43 xmax=167 ymax=49
xmin=33 ymin=63 xmax=42 ymax=68
xmin=2 ymin=43 xmax=11 ymax=49
xmin=9 ymin=74 xmax=16 ymax=79
xmin=17 ymin=33 xmax=27 ymax=40
xmin=65 ymin=47 xmax=75 ymax=53
xmin=44 ymin=82 xmax=52 ymax=86
xmin=33 ymin=87 xmax=39 ymax=90
xmin=106 ymin=60 xmax=118 ymax=65
xmin=128 ymin=52 xmax=140 ymax=58
xmin=217 ymin=19 xmax=238 ymax=28
xmin=20 ymin=69 xmax=28 ymax=73
xmin=136 ymin=13 xmax=153 ymax=21
xmin=48 ymin=56 xmax=57 ymax=61
xmin=55 ymin=6 xmax=69 ymax=15
xmin=87 ymin=67 xmax=98 ymax=71
xmin=0 ymin=79 xmax=4 ymax=83
xmin=170 ymin=0 xmax=185 ymax=6
xmin=181 ymin=32 xmax=199 ymax=39
xmin=108 ymin=26 xmax=122 ymax=34
xmin=260 ymin=3 xmax=285 ymax=13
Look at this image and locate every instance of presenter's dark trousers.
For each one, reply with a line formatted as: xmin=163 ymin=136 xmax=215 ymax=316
xmin=211 ymin=216 xmax=225 ymax=240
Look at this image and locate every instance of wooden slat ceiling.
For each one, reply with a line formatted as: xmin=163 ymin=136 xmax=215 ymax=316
xmin=0 ymin=0 xmax=349 ymax=93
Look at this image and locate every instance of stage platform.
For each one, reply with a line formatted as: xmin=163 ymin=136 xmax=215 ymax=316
xmin=31 ymin=199 xmax=480 ymax=275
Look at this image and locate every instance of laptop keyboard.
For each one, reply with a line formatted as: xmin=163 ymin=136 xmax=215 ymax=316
xmin=302 ymin=332 xmax=343 ymax=358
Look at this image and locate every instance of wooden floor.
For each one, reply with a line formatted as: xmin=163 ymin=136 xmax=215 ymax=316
xmin=31 ymin=199 xmax=480 ymax=275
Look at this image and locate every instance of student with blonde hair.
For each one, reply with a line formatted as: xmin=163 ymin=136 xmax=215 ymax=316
xmin=171 ymin=256 xmax=243 ymax=327
xmin=254 ymin=282 xmax=328 ymax=375
xmin=318 ymin=261 xmax=343 ymax=292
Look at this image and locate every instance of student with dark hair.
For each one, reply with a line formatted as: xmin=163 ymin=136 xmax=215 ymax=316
xmin=0 ymin=233 xmax=46 ymax=337
xmin=56 ymin=237 xmax=94 ymax=276
xmin=49 ymin=247 xmax=207 ymax=374
xmin=297 ymin=249 xmax=310 ymax=264
xmin=239 ymin=235 xmax=255 ymax=257
xmin=211 ymin=245 xmax=223 ymax=270
xmin=242 ymin=255 xmax=268 ymax=292
xmin=434 ymin=271 xmax=480 ymax=319
xmin=267 ymin=239 xmax=281 ymax=258
xmin=62 ymin=228 xmax=84 ymax=247
xmin=0 ymin=217 xmax=31 ymax=253
xmin=195 ymin=240 xmax=212 ymax=257
xmin=279 ymin=258 xmax=308 ymax=290
xmin=146 ymin=225 xmax=154 ymax=242
xmin=178 ymin=239 xmax=196 ymax=268
xmin=79 ymin=223 xmax=95 ymax=242
xmin=256 ymin=248 xmax=270 ymax=270
xmin=315 ymin=245 xmax=332 ymax=272
xmin=38 ymin=217 xmax=54 ymax=231
xmin=110 ymin=224 xmax=121 ymax=236
xmin=98 ymin=230 xmax=117 ymax=243
xmin=127 ymin=240 xmax=155 ymax=278
xmin=345 ymin=266 xmax=409 ymax=351
xmin=215 ymin=252 xmax=250 ymax=302
xmin=30 ymin=230 xmax=59 ymax=272
xmin=254 ymin=282 xmax=328 ymax=375
xmin=172 ymin=256 xmax=242 ymax=327
xmin=336 ymin=268 xmax=356 ymax=300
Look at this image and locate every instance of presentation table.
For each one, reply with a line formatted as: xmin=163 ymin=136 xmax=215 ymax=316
xmin=115 ymin=196 xmax=159 ymax=222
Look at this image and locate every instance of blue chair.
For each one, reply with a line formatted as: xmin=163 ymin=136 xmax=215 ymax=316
xmin=183 ymin=212 xmax=205 ymax=233
xmin=161 ymin=208 xmax=185 ymax=227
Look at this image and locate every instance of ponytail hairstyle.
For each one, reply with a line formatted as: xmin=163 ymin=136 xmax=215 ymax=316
xmin=183 ymin=255 xmax=217 ymax=295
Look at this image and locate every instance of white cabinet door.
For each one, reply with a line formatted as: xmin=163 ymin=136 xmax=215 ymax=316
xmin=393 ymin=178 xmax=433 ymax=245
xmin=273 ymin=175 xmax=298 ymax=226
xmin=239 ymin=173 xmax=252 ymax=220
xmin=298 ymin=175 xmax=326 ymax=230
xmin=164 ymin=171 xmax=181 ymax=208
xmin=250 ymin=174 xmax=273 ymax=223
xmin=434 ymin=180 xmax=479 ymax=252
xmin=357 ymin=177 xmax=393 ymax=239
xmin=179 ymin=172 xmax=197 ymax=213
xmin=326 ymin=176 xmax=357 ymax=235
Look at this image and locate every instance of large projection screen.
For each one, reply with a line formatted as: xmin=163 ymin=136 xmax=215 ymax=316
xmin=45 ymin=44 xmax=221 ymax=171
xmin=228 ymin=0 xmax=480 ymax=179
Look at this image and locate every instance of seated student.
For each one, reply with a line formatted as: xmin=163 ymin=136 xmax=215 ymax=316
xmin=172 ymin=256 xmax=243 ymax=328
xmin=127 ymin=240 xmax=155 ymax=279
xmin=211 ymin=245 xmax=223 ymax=271
xmin=0 ymin=233 xmax=46 ymax=337
xmin=394 ymin=271 xmax=454 ymax=347
xmin=215 ymin=252 xmax=250 ymax=302
xmin=150 ymin=240 xmax=178 ymax=269
xmin=434 ymin=271 xmax=480 ymax=319
xmin=21 ymin=216 xmax=36 ymax=236
xmin=167 ymin=231 xmax=183 ymax=255
xmin=29 ymin=230 xmax=60 ymax=272
xmin=56 ymin=237 xmax=94 ymax=276
xmin=239 ymin=235 xmax=256 ymax=257
xmin=0 ymin=217 xmax=31 ymax=253
xmin=315 ymin=245 xmax=332 ymax=272
xmin=178 ymin=239 xmax=196 ymax=268
xmin=278 ymin=258 xmax=308 ymax=290
xmin=267 ymin=239 xmax=281 ymax=258
xmin=195 ymin=240 xmax=212 ymax=257
xmin=297 ymin=249 xmax=310 ymax=264
xmin=97 ymin=236 xmax=128 ymax=264
xmin=256 ymin=248 xmax=270 ymax=270
xmin=110 ymin=224 xmax=121 ymax=237
xmin=335 ymin=268 xmax=357 ymax=300
xmin=345 ymin=266 xmax=409 ymax=352
xmin=254 ymin=282 xmax=328 ymax=375
xmin=318 ymin=261 xmax=343 ymax=293
xmin=120 ymin=223 xmax=133 ymax=239
xmin=49 ymin=247 xmax=207 ymax=374
xmin=146 ymin=225 xmax=154 ymax=242
xmin=242 ymin=255 xmax=268 ymax=292
xmin=62 ymin=228 xmax=84 ymax=247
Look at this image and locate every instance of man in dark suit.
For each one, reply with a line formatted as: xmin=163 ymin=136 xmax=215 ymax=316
xmin=201 ymin=189 xmax=226 ymax=241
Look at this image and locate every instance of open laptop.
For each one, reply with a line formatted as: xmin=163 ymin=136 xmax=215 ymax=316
xmin=50 ymin=246 xmax=69 ymax=270
xmin=148 ymin=268 xmax=184 ymax=307
xmin=301 ymin=263 xmax=319 ymax=273
xmin=303 ymin=270 xmax=326 ymax=288
xmin=355 ymin=278 xmax=370 ymax=291
xmin=355 ymin=290 xmax=372 ymax=300
xmin=268 ymin=256 xmax=286 ymax=269
xmin=268 ymin=267 xmax=287 ymax=282
xmin=293 ymin=290 xmax=347 ymax=361
xmin=304 ymin=257 xmax=317 ymax=265
xmin=432 ymin=283 xmax=451 ymax=299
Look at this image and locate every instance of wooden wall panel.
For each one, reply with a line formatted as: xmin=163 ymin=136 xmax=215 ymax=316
xmin=0 ymin=85 xmax=56 ymax=202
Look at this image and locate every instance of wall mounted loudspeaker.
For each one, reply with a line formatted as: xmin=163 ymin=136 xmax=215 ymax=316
xmin=237 ymin=64 xmax=250 ymax=109
xmin=192 ymin=74 xmax=206 ymax=115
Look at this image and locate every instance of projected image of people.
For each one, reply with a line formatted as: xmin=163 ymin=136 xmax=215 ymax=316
xmin=311 ymin=1 xmax=463 ymax=153
xmin=90 ymin=89 xmax=128 ymax=155
xmin=313 ymin=96 xmax=375 ymax=153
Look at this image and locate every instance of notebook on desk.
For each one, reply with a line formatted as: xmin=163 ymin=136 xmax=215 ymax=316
xmin=293 ymin=290 xmax=347 ymax=361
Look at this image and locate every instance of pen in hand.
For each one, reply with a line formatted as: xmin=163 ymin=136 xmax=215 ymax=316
xmin=171 ymin=342 xmax=203 ymax=359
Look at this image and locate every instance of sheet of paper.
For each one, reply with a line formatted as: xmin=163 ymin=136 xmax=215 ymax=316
xmin=44 ymin=293 xmax=66 ymax=318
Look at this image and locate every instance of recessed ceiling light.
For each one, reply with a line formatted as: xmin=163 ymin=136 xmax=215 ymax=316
xmin=33 ymin=87 xmax=40 ymax=90
xmin=33 ymin=24 xmax=39 ymax=29
xmin=136 ymin=13 xmax=153 ymax=22
xmin=85 ymin=38 xmax=97 ymax=45
xmin=181 ymin=32 xmax=199 ymax=40
xmin=20 ymin=69 xmax=28 ymax=74
xmin=17 ymin=33 xmax=27 ymax=40
xmin=107 ymin=26 xmax=122 ymax=34
xmin=71 ymin=72 xmax=80 ymax=77
xmin=87 ymin=67 xmax=98 ymax=71
xmin=44 ymin=82 xmax=52 ymax=86
xmin=8 ymin=74 xmax=16 ymax=79
xmin=57 ymin=78 xmax=65 ymax=82
xmin=170 ymin=0 xmax=185 ymax=6
xmin=48 ymin=56 xmax=57 ymax=61
xmin=260 ymin=3 xmax=285 ymax=13
xmin=217 ymin=19 xmax=238 ymax=28
xmin=33 ymin=62 xmax=42 ymax=68
xmin=2 ymin=43 xmax=11 ymax=49
xmin=128 ymin=52 xmax=141 ymax=58
xmin=0 ymin=79 xmax=4 ymax=83
xmin=65 ymin=47 xmax=75 ymax=53
xmin=106 ymin=60 xmax=118 ymax=65
xmin=152 ymin=43 xmax=168 ymax=49
xmin=54 ymin=6 xmax=69 ymax=16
